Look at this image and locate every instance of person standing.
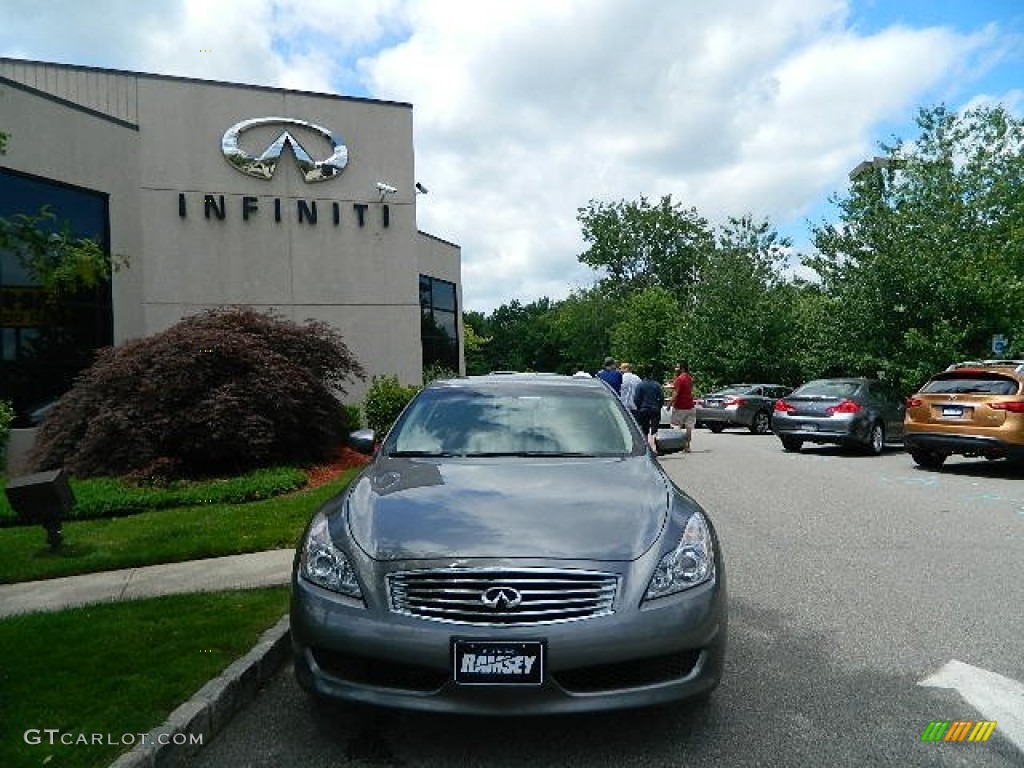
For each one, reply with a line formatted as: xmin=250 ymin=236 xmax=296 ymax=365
xmin=572 ymin=363 xmax=592 ymax=378
xmin=670 ymin=360 xmax=696 ymax=452
xmin=633 ymin=367 xmax=664 ymax=451
xmin=618 ymin=362 xmax=641 ymax=418
xmin=595 ymin=356 xmax=623 ymax=395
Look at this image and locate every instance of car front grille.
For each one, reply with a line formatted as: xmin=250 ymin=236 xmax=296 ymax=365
xmin=553 ymin=650 xmax=702 ymax=693
xmin=388 ymin=568 xmax=618 ymax=625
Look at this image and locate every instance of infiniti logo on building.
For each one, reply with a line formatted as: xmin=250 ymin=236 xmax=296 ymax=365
xmin=481 ymin=587 xmax=523 ymax=610
xmin=221 ymin=117 xmax=348 ymax=182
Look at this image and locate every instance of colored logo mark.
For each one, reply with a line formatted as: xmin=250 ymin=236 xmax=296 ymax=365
xmin=921 ymin=720 xmax=997 ymax=742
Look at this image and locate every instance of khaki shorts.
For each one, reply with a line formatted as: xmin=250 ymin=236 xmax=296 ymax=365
xmin=671 ymin=408 xmax=696 ymax=428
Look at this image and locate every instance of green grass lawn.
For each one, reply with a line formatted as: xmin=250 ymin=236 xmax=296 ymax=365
xmin=0 ymin=587 xmax=289 ymax=768
xmin=0 ymin=472 xmax=355 ymax=584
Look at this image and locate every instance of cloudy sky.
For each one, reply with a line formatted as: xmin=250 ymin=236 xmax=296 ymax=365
xmin=1 ymin=1 xmax=1022 ymax=312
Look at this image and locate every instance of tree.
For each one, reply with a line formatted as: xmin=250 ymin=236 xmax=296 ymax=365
xmin=806 ymin=104 xmax=1024 ymax=389
xmin=679 ymin=216 xmax=796 ymax=387
xmin=577 ymin=195 xmax=715 ymax=301
xmin=30 ymin=307 xmax=366 ymax=479
xmin=608 ymin=286 xmax=680 ymax=378
xmin=0 ymin=205 xmax=122 ymax=301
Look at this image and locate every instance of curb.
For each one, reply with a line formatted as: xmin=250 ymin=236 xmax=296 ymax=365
xmin=107 ymin=614 xmax=291 ymax=768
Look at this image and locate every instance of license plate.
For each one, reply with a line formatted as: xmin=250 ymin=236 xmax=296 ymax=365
xmin=800 ymin=423 xmax=817 ymax=432
xmin=941 ymin=406 xmax=964 ymax=418
xmin=453 ymin=639 xmax=545 ymax=686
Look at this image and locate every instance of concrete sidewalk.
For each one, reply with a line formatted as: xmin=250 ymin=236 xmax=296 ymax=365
xmin=0 ymin=549 xmax=298 ymax=768
xmin=0 ymin=548 xmax=295 ymax=618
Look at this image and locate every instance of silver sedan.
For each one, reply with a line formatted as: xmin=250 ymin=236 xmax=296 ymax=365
xmin=291 ymin=373 xmax=727 ymax=715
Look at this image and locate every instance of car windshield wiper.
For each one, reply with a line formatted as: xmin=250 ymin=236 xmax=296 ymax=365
xmin=462 ymin=451 xmax=598 ymax=457
xmin=387 ymin=450 xmax=458 ymax=457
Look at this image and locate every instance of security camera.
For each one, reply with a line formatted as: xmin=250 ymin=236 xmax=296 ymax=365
xmin=375 ymin=182 xmax=398 ymax=194
xmin=415 ymin=182 xmax=429 ymax=194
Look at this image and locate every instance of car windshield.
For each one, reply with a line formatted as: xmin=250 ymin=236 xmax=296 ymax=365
xmin=792 ymin=380 xmax=860 ymax=399
xmin=386 ymin=383 xmax=641 ymax=457
xmin=921 ymin=374 xmax=1019 ymax=396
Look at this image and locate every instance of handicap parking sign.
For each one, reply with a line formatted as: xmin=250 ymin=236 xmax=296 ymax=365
xmin=992 ymin=334 xmax=1008 ymax=355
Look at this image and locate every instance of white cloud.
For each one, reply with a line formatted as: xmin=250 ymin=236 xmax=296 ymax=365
xmin=0 ymin=0 xmax=1014 ymax=311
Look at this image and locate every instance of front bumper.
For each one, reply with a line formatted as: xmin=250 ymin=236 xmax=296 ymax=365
xmin=290 ymin=566 xmax=726 ymax=715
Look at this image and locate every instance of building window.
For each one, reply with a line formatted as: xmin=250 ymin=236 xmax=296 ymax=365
xmin=0 ymin=169 xmax=113 ymax=425
xmin=419 ymin=274 xmax=459 ymax=372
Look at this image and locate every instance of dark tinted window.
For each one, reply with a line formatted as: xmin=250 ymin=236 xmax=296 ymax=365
xmin=419 ymin=274 xmax=459 ymax=372
xmin=0 ymin=169 xmax=112 ymax=424
xmin=921 ymin=373 xmax=1019 ymax=396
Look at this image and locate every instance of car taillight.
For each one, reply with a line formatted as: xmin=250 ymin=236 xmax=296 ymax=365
xmin=825 ymin=400 xmax=861 ymax=415
xmin=988 ymin=401 xmax=1024 ymax=413
xmin=906 ymin=397 xmax=923 ymax=408
xmin=723 ymin=397 xmax=744 ymax=406
xmin=774 ymin=400 xmax=795 ymax=414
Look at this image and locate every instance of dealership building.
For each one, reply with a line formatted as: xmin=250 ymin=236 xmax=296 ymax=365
xmin=0 ymin=57 xmax=463 ymax=438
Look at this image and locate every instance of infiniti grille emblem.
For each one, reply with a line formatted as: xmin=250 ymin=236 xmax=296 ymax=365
xmin=481 ymin=587 xmax=523 ymax=610
xmin=222 ymin=117 xmax=348 ymax=182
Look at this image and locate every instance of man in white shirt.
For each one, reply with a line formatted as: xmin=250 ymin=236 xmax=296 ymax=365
xmin=619 ymin=362 xmax=641 ymax=418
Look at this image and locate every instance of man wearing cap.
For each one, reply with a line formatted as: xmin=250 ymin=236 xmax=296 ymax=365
xmin=595 ymin=357 xmax=623 ymax=394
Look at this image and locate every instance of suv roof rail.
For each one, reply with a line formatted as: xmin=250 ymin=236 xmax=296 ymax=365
xmin=945 ymin=359 xmax=1024 ymax=373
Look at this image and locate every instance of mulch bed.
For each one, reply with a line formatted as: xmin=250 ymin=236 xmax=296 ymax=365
xmin=304 ymin=446 xmax=371 ymax=488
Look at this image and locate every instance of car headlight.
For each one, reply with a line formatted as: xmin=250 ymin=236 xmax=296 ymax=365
xmin=644 ymin=510 xmax=715 ymax=600
xmin=301 ymin=511 xmax=363 ymax=598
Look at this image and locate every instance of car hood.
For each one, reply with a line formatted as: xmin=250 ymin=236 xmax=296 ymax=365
xmin=343 ymin=455 xmax=670 ymax=561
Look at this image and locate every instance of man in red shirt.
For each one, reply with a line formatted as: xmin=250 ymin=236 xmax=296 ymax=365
xmin=670 ymin=361 xmax=695 ymax=452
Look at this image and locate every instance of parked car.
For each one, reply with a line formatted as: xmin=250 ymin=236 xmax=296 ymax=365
xmin=291 ymin=373 xmax=727 ymax=715
xmin=771 ymin=377 xmax=905 ymax=455
xmin=904 ymin=360 xmax=1024 ymax=469
xmin=697 ymin=384 xmax=792 ymax=435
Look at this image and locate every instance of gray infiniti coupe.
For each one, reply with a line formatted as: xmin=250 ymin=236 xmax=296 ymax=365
xmin=291 ymin=373 xmax=727 ymax=715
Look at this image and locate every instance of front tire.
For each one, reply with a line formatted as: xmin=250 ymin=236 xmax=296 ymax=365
xmin=781 ymin=436 xmax=803 ymax=453
xmin=911 ymin=450 xmax=947 ymax=469
xmin=750 ymin=411 xmax=772 ymax=435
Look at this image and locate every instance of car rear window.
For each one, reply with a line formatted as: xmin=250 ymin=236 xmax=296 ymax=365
xmin=920 ymin=373 xmax=1020 ymax=396
xmin=791 ymin=380 xmax=860 ymax=399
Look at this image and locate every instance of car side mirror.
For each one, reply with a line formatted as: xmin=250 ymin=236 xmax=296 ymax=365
xmin=348 ymin=428 xmax=377 ymax=455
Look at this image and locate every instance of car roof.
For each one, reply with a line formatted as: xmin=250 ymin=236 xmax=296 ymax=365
xmin=428 ymin=373 xmax=609 ymax=391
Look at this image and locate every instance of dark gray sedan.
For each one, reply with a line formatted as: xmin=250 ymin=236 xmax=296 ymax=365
xmin=697 ymin=383 xmax=792 ymax=434
xmin=291 ymin=373 xmax=727 ymax=715
xmin=771 ymin=377 xmax=906 ymax=455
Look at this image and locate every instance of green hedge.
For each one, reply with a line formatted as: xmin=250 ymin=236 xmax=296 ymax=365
xmin=0 ymin=465 xmax=308 ymax=526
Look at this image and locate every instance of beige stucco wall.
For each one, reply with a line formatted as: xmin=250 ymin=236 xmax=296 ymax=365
xmin=0 ymin=75 xmax=145 ymax=337
xmin=1 ymin=59 xmax=464 ymax=406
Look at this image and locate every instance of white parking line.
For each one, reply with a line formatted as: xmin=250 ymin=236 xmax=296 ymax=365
xmin=919 ymin=659 xmax=1024 ymax=754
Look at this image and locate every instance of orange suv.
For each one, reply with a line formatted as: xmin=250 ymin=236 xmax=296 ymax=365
xmin=904 ymin=360 xmax=1024 ymax=469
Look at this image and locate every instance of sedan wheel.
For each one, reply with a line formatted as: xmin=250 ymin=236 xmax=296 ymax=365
xmin=911 ymin=450 xmax=947 ymax=469
xmin=749 ymin=411 xmax=771 ymax=435
xmin=781 ymin=436 xmax=802 ymax=453
xmin=866 ymin=423 xmax=885 ymax=455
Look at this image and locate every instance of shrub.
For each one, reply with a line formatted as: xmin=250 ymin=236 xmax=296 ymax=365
xmin=338 ymin=404 xmax=363 ymax=435
xmin=423 ymin=363 xmax=459 ymax=385
xmin=0 ymin=399 xmax=13 ymax=472
xmin=29 ymin=307 xmax=365 ymax=479
xmin=363 ymin=375 xmax=420 ymax=436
